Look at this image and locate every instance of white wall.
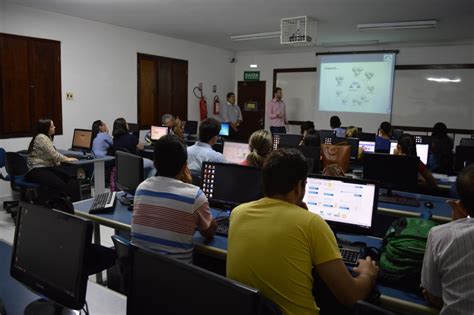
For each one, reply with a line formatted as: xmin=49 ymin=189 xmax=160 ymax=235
xmin=0 ymin=3 xmax=235 ymax=197
xmin=234 ymin=43 xmax=474 ymax=134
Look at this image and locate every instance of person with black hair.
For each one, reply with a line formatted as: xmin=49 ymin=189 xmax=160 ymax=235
xmin=221 ymin=92 xmax=243 ymax=140
xmin=112 ymin=117 xmax=155 ymax=178
xmin=330 ymin=116 xmax=345 ymax=137
xmin=267 ymin=87 xmax=288 ymax=135
xmin=302 ymin=129 xmax=321 ymax=147
xmin=227 ymin=149 xmax=378 ymax=315
xmin=300 ymin=121 xmax=315 ymax=136
xmin=375 ymin=121 xmax=392 ymax=153
xmin=131 ymin=134 xmax=217 ymax=263
xmin=25 ymin=119 xmax=80 ymax=202
xmin=394 ymin=134 xmax=437 ymax=188
xmin=187 ymin=118 xmax=227 ymax=174
xmin=91 ymin=120 xmax=112 ymax=158
xmin=428 ymin=122 xmax=454 ymax=174
xmin=421 ymin=164 xmax=474 ymax=313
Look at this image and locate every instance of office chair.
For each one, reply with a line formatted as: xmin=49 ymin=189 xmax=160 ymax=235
xmin=4 ymin=152 xmax=39 ymax=213
xmin=0 ymin=148 xmax=17 ymax=212
xmin=111 ymin=235 xmax=132 ymax=295
xmin=353 ymin=300 xmax=396 ymax=315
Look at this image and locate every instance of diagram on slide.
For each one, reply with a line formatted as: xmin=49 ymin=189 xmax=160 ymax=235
xmin=319 ymin=60 xmax=394 ymax=114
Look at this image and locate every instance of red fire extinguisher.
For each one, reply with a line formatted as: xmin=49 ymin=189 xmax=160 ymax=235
xmin=213 ymin=95 xmax=220 ymax=115
xmin=199 ymin=97 xmax=207 ymax=121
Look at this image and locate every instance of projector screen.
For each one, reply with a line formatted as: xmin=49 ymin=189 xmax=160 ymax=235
xmin=318 ymin=53 xmax=396 ymax=114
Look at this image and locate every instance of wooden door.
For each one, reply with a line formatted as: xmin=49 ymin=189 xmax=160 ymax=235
xmin=138 ymin=56 xmax=156 ymax=126
xmin=172 ymin=60 xmax=188 ymax=121
xmin=237 ymin=81 xmax=266 ymax=141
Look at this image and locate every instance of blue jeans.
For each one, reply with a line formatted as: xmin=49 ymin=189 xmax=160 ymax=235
xmin=143 ymin=157 xmax=156 ymax=178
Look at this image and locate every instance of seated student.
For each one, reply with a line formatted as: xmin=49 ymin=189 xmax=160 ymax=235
xmin=299 ymin=121 xmax=316 ymax=145
xmin=187 ymin=118 xmax=227 ymax=174
xmin=241 ymin=129 xmax=272 ymax=168
xmin=91 ymin=120 xmax=113 ymax=158
xmin=375 ymin=121 xmax=392 ymax=153
xmin=330 ymin=116 xmax=345 ymax=138
xmin=421 ymin=164 xmax=474 ymax=313
xmin=302 ymin=129 xmax=321 ymax=147
xmin=346 ymin=126 xmax=363 ymax=159
xmin=394 ymin=134 xmax=438 ymax=188
xmin=227 ymin=149 xmax=378 ymax=315
xmin=131 ymin=135 xmax=217 ymax=263
xmin=428 ymin=122 xmax=454 ymax=175
xmin=112 ymin=117 xmax=155 ymax=178
xmin=323 ymin=164 xmax=345 ymax=177
xmin=144 ymin=113 xmax=184 ymax=145
xmin=25 ymin=119 xmax=79 ymax=202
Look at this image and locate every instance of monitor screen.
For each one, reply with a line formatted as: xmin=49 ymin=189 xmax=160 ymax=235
xmin=319 ymin=130 xmax=335 ymax=145
xmin=128 ymin=123 xmax=140 ymax=138
xmin=200 ymin=162 xmax=262 ymax=209
xmin=303 ymin=175 xmax=378 ymax=233
xmin=72 ymin=129 xmax=93 ymax=151
xmin=359 ymin=141 xmax=375 ymax=153
xmin=150 ymin=126 xmax=169 ymax=141
xmin=296 ymin=146 xmax=320 ymax=174
xmin=11 ymin=202 xmax=92 ymax=310
xmin=358 ymin=132 xmax=376 ymax=142
xmin=219 ymin=122 xmax=230 ymax=136
xmin=223 ymin=141 xmax=250 ymax=164
xmin=128 ymin=245 xmax=261 ymax=315
xmin=363 ymin=153 xmax=419 ymax=192
xmin=184 ymin=120 xmax=198 ymax=135
xmin=389 ymin=142 xmax=429 ymax=164
xmin=273 ymin=133 xmax=302 ymax=150
xmin=116 ymin=151 xmax=144 ymax=194
xmin=455 ymin=146 xmax=474 ymax=171
xmin=333 ymin=137 xmax=360 ymax=160
xmin=415 ymin=135 xmax=432 ymax=146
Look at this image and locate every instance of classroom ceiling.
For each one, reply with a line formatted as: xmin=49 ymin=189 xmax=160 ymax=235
xmin=7 ymin=0 xmax=474 ymax=51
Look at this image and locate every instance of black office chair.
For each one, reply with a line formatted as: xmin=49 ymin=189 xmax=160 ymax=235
xmin=4 ymin=152 xmax=39 ymax=210
xmin=353 ymin=300 xmax=396 ymax=315
xmin=0 ymin=148 xmax=17 ymax=213
xmin=110 ymin=234 xmax=132 ymax=295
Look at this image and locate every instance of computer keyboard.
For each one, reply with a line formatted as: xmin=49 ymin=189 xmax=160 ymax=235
xmin=379 ymin=195 xmax=420 ymax=207
xmin=339 ymin=244 xmax=363 ymax=267
xmin=89 ymin=191 xmax=116 ymax=214
xmin=216 ymin=217 xmax=230 ymax=237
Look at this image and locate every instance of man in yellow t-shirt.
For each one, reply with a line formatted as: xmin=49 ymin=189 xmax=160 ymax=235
xmin=227 ymin=149 xmax=378 ymax=315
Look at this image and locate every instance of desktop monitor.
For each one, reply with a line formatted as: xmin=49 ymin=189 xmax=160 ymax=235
xmin=219 ymin=122 xmax=230 ymax=137
xmin=363 ymin=153 xmax=419 ymax=193
xmin=116 ymin=151 xmax=144 ymax=194
xmin=11 ymin=202 xmax=92 ymax=311
xmin=414 ymin=135 xmax=432 ymax=146
xmin=460 ymin=138 xmax=474 ymax=147
xmin=273 ymin=133 xmax=302 ymax=150
xmin=358 ymin=132 xmax=376 ymax=142
xmin=184 ymin=120 xmax=198 ymax=135
xmin=392 ymin=129 xmax=404 ymax=141
xmin=150 ymin=126 xmax=169 ymax=141
xmin=389 ymin=142 xmax=429 ymax=165
xmin=71 ymin=129 xmax=93 ymax=151
xmin=303 ymin=175 xmax=378 ymax=235
xmin=296 ymin=146 xmax=320 ymax=174
xmin=359 ymin=141 xmax=375 ymax=153
xmin=333 ymin=137 xmax=360 ymax=160
xmin=200 ymin=162 xmax=262 ymax=210
xmin=127 ymin=123 xmax=140 ymax=138
xmin=128 ymin=244 xmax=266 ymax=315
xmin=455 ymin=146 xmax=474 ymax=171
xmin=319 ymin=130 xmax=335 ymax=145
xmin=223 ymin=141 xmax=250 ymax=164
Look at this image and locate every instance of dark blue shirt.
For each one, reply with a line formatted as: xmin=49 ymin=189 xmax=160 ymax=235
xmin=113 ymin=133 xmax=139 ymax=155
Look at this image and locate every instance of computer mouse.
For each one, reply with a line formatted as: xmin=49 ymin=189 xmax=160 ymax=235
xmin=424 ymin=202 xmax=434 ymax=209
xmin=86 ymin=155 xmax=94 ymax=160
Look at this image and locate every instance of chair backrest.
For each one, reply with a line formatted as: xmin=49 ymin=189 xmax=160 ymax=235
xmin=5 ymin=152 xmax=29 ymax=177
xmin=107 ymin=146 xmax=131 ymax=157
xmin=353 ymin=300 xmax=396 ymax=315
xmin=111 ymin=235 xmax=132 ymax=294
xmin=0 ymin=148 xmax=6 ymax=168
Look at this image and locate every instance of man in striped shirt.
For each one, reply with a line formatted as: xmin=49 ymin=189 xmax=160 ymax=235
xmin=131 ymin=134 xmax=217 ymax=263
xmin=421 ymin=164 xmax=474 ymax=314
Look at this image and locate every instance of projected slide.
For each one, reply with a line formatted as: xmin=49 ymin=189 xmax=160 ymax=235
xmin=318 ymin=53 xmax=396 ymax=114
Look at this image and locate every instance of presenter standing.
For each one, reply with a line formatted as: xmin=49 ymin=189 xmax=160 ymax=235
xmin=221 ymin=92 xmax=243 ymax=140
xmin=266 ymin=87 xmax=288 ymax=135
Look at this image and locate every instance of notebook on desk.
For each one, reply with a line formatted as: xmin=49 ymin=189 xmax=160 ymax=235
xmin=200 ymin=162 xmax=263 ymax=236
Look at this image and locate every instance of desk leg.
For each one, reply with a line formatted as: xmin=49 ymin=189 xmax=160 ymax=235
xmin=94 ymin=160 xmax=106 ymax=195
xmin=93 ymin=223 xmax=104 ymax=284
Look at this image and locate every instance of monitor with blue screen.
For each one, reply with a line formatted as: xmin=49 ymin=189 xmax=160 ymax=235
xmin=219 ymin=122 xmax=230 ymax=136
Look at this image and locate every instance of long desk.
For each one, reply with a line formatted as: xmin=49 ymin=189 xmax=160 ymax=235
xmin=0 ymin=240 xmax=126 ymax=315
xmin=74 ymin=195 xmax=440 ymax=315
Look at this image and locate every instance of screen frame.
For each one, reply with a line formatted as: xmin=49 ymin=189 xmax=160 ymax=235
xmin=71 ymin=128 xmax=93 ymax=151
xmin=304 ymin=174 xmax=379 ymax=235
xmin=150 ymin=126 xmax=169 ymax=141
xmin=116 ymin=150 xmax=145 ymax=194
xmin=10 ymin=202 xmax=92 ymax=310
xmin=219 ymin=122 xmax=230 ymax=137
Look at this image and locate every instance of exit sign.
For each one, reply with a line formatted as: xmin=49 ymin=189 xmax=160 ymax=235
xmin=244 ymin=71 xmax=260 ymax=81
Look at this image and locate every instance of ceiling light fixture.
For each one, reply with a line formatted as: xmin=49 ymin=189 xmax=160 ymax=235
xmin=230 ymin=31 xmax=280 ymax=42
xmin=427 ymin=77 xmax=461 ymax=83
xmin=319 ymin=40 xmax=379 ymax=47
xmin=250 ymin=64 xmax=258 ymax=68
xmin=357 ymin=20 xmax=437 ymax=31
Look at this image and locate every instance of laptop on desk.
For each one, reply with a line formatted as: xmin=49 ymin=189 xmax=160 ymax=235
xmin=200 ymin=162 xmax=263 ymax=236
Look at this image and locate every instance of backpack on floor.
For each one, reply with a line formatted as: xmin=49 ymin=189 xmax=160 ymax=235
xmin=378 ymin=217 xmax=436 ymax=290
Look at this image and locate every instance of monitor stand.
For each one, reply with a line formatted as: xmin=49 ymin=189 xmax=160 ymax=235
xmin=24 ymin=299 xmax=77 ymax=315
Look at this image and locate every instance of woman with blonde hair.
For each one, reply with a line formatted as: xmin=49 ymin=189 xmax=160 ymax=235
xmin=241 ymin=130 xmax=273 ymax=168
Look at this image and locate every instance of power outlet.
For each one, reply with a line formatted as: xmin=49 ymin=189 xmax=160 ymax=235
xmin=66 ymin=92 xmax=74 ymax=101
xmin=212 ymin=85 xmax=217 ymax=93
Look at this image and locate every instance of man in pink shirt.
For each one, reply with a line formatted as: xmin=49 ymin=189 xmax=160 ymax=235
xmin=266 ymin=87 xmax=288 ymax=135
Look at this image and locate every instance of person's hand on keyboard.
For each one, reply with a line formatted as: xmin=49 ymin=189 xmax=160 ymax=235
xmin=64 ymin=157 xmax=78 ymax=163
xmin=353 ymin=257 xmax=378 ymax=284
